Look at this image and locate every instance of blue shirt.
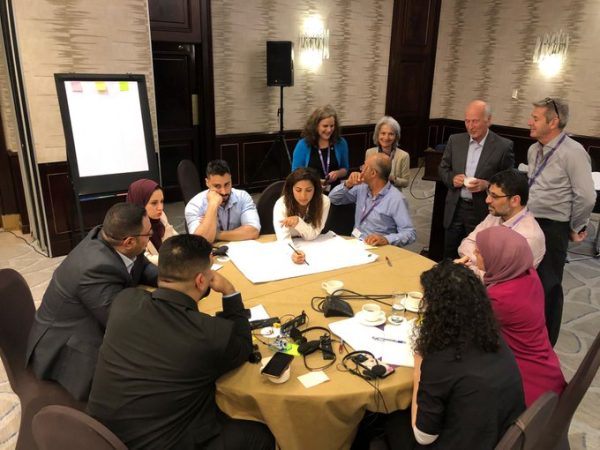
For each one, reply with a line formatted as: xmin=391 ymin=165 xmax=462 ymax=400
xmin=329 ymin=182 xmax=416 ymax=247
xmin=185 ymin=188 xmax=261 ymax=235
xmin=461 ymin=131 xmax=488 ymax=199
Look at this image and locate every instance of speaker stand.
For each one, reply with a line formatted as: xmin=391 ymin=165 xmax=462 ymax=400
xmin=252 ymin=86 xmax=291 ymax=182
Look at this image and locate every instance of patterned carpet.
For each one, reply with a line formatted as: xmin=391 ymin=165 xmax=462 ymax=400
xmin=0 ymin=169 xmax=598 ymax=449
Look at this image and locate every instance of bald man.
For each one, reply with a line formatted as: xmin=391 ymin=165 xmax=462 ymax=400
xmin=329 ymin=153 xmax=416 ymax=247
xmin=438 ymin=100 xmax=515 ymax=258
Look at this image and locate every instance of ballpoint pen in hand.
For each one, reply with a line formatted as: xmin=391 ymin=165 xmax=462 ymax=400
xmin=372 ymin=336 xmax=405 ymax=344
xmin=288 ymin=243 xmax=309 ymax=266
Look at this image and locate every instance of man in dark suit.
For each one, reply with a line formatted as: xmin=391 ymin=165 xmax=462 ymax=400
xmin=438 ymin=100 xmax=515 ymax=258
xmin=87 ymin=234 xmax=274 ymax=450
xmin=26 ymin=202 xmax=158 ymax=401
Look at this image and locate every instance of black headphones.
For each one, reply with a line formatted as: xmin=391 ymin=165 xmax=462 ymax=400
xmin=289 ymin=326 xmax=336 ymax=370
xmin=342 ymin=351 xmax=388 ymax=380
xmin=290 ymin=326 xmax=332 ymax=356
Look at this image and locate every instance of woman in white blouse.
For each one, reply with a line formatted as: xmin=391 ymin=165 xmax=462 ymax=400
xmin=273 ymin=168 xmax=330 ymax=264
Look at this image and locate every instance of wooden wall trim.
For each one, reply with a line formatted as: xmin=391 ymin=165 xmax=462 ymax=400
xmin=428 ymin=118 xmax=600 ymax=170
xmin=214 ymin=124 xmax=375 ymax=192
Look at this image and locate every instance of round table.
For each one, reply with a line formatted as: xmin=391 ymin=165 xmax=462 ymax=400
xmin=200 ymin=237 xmax=435 ymax=450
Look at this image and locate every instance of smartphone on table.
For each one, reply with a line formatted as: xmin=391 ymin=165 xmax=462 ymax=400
xmin=261 ymin=352 xmax=294 ymax=378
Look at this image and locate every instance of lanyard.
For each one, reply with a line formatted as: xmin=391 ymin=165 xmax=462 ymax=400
xmin=359 ymin=194 xmax=383 ymax=224
xmin=528 ymin=134 xmax=567 ymax=187
xmin=218 ymin=208 xmax=231 ymax=231
xmin=317 ymin=145 xmax=331 ymax=177
xmin=507 ymin=210 xmax=528 ymax=229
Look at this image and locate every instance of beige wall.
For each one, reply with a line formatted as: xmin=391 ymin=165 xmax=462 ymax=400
xmin=11 ymin=0 xmax=157 ymax=164
xmin=211 ymin=0 xmax=393 ymax=135
xmin=430 ymin=0 xmax=600 ymax=137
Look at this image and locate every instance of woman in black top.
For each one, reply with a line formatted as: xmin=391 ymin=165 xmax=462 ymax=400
xmin=385 ymin=261 xmax=525 ymax=449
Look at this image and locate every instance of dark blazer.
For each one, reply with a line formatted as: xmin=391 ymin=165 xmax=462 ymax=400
xmin=438 ymin=131 xmax=515 ymax=228
xmin=87 ymin=287 xmax=252 ymax=450
xmin=25 ymin=225 xmax=158 ymax=401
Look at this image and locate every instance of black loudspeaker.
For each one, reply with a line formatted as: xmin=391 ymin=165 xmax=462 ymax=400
xmin=267 ymin=41 xmax=294 ymax=87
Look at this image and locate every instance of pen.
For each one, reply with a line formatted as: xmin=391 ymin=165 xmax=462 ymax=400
xmin=288 ymin=243 xmax=310 ymax=265
xmin=385 ymin=256 xmax=392 ymax=267
xmin=372 ymin=336 xmax=405 ymax=344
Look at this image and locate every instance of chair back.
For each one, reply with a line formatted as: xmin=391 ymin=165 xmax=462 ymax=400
xmin=534 ymin=329 xmax=600 ymax=450
xmin=256 ymin=180 xmax=285 ymax=235
xmin=177 ymin=159 xmax=202 ymax=205
xmin=33 ymin=405 xmax=127 ymax=450
xmin=322 ymin=202 xmax=356 ymax=236
xmin=0 ymin=268 xmax=36 ymax=388
xmin=494 ymin=391 xmax=559 ymax=450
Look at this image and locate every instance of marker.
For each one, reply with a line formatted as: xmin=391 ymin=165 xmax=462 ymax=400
xmin=288 ymin=243 xmax=309 ymax=265
xmin=385 ymin=256 xmax=392 ymax=267
xmin=372 ymin=336 xmax=405 ymax=344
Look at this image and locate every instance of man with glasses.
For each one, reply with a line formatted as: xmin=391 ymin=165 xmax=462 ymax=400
xmin=527 ymin=97 xmax=595 ymax=346
xmin=439 ymin=100 xmax=515 ymax=258
xmin=456 ymin=169 xmax=545 ymax=277
xmin=87 ymin=234 xmax=275 ymax=450
xmin=26 ymin=202 xmax=158 ymax=401
xmin=329 ymin=153 xmax=416 ymax=247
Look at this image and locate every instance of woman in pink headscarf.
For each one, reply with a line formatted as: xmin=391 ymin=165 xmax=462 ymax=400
xmin=475 ymin=226 xmax=565 ymax=406
xmin=127 ymin=179 xmax=178 ymax=265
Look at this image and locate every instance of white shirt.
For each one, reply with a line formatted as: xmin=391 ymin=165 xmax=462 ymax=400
xmin=272 ymin=195 xmax=330 ymax=242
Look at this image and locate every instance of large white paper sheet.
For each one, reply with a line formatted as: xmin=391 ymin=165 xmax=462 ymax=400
xmin=226 ymin=233 xmax=378 ymax=283
xmin=329 ymin=316 xmax=415 ymax=367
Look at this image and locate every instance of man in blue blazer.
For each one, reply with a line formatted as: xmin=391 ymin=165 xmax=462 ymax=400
xmin=438 ymin=100 xmax=515 ymax=258
xmin=26 ymin=202 xmax=158 ymax=401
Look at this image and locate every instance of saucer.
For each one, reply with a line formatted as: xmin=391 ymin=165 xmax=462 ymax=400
xmin=357 ymin=311 xmax=386 ymax=326
xmin=401 ymin=299 xmax=421 ymax=313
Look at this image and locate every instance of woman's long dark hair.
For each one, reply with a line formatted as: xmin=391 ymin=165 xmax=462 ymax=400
xmin=415 ymin=260 xmax=500 ymax=359
xmin=282 ymin=168 xmax=324 ymax=228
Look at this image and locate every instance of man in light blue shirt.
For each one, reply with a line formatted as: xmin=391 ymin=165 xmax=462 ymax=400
xmin=185 ymin=160 xmax=260 ymax=243
xmin=329 ymin=153 xmax=416 ymax=247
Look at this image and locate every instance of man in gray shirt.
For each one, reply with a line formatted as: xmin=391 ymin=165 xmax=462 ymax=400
xmin=527 ymin=97 xmax=595 ymax=346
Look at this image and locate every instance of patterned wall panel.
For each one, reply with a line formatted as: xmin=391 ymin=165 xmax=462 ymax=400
xmin=11 ymin=0 xmax=158 ymax=164
xmin=0 ymin=31 xmax=20 ymax=153
xmin=211 ymin=0 xmax=394 ymax=135
xmin=430 ymin=0 xmax=600 ymax=137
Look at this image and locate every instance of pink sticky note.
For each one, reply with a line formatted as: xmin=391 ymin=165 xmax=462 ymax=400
xmin=71 ymin=81 xmax=83 ymax=92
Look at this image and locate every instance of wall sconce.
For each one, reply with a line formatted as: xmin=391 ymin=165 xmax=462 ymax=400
xmin=298 ymin=15 xmax=329 ymax=72
xmin=533 ymin=30 xmax=569 ymax=77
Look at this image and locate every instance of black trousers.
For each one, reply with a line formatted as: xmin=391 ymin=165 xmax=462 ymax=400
xmin=203 ymin=411 xmax=275 ymax=450
xmin=535 ymin=218 xmax=570 ymax=347
xmin=443 ymin=199 xmax=480 ymax=259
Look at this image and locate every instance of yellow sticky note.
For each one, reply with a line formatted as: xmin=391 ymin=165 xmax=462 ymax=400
xmin=283 ymin=343 xmax=300 ymax=356
xmin=95 ymin=81 xmax=107 ymax=92
xmin=119 ymin=81 xmax=129 ymax=91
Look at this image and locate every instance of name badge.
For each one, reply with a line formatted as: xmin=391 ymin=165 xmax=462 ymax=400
xmin=351 ymin=228 xmax=362 ymax=239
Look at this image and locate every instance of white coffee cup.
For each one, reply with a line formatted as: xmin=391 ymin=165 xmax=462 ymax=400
xmin=321 ymin=280 xmax=344 ymax=295
xmin=361 ymin=303 xmax=383 ymax=322
xmin=406 ymin=291 xmax=423 ymax=311
xmin=463 ymin=176 xmax=476 ymax=187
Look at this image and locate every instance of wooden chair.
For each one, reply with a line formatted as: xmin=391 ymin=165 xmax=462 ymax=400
xmin=494 ymin=391 xmax=559 ymax=450
xmin=32 ymin=405 xmax=127 ymax=450
xmin=0 ymin=269 xmax=84 ymax=450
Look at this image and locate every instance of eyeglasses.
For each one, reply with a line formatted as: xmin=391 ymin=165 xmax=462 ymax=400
xmin=131 ymin=230 xmax=154 ymax=238
xmin=486 ymin=189 xmax=512 ymax=200
xmin=104 ymin=229 xmax=153 ymax=241
xmin=543 ymin=97 xmax=560 ymax=121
